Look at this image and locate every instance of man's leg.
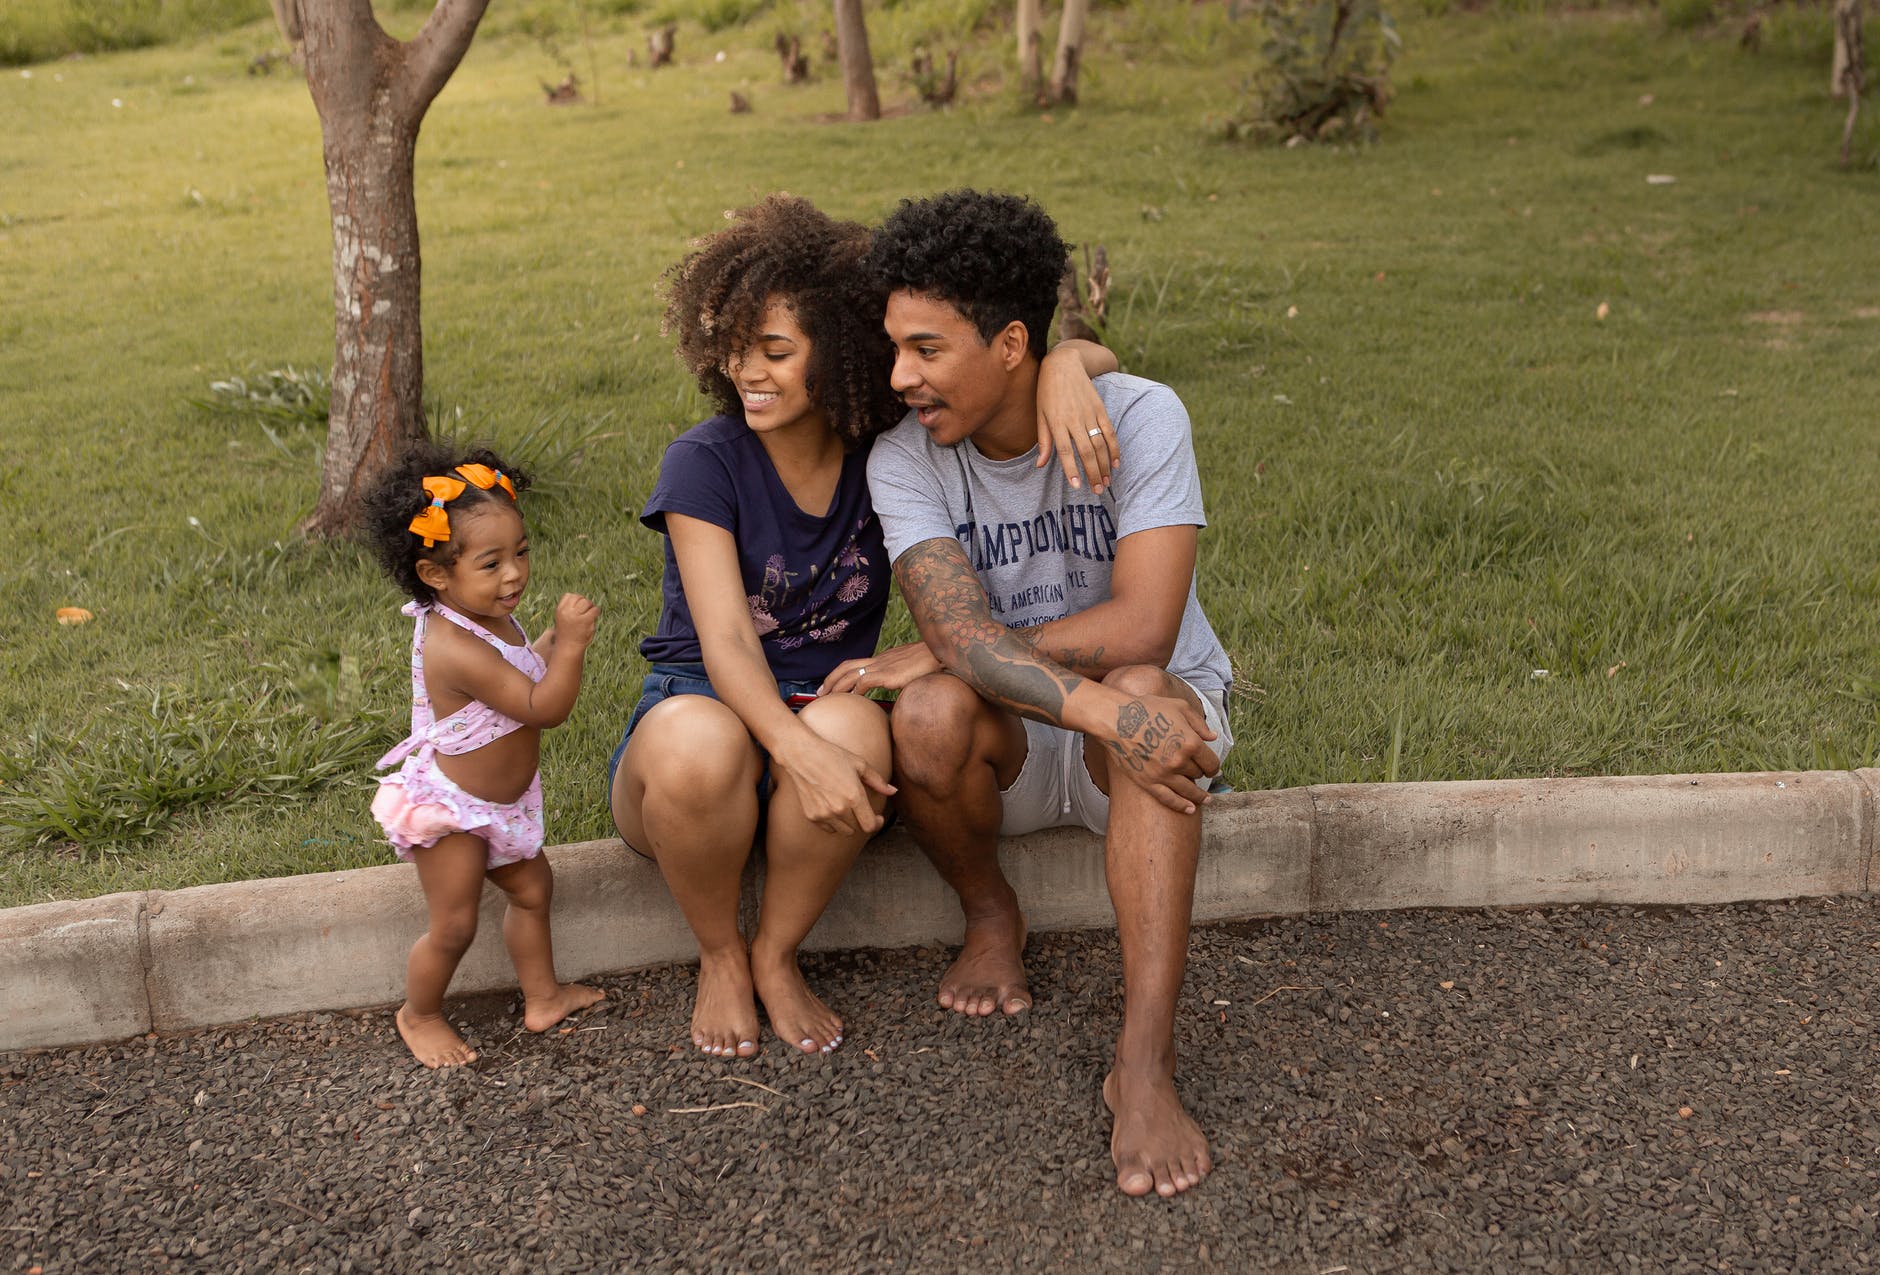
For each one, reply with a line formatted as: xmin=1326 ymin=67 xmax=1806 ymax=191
xmin=1082 ymin=664 xmax=1214 ymax=1198
xmin=891 ymin=672 xmax=1031 ymax=1016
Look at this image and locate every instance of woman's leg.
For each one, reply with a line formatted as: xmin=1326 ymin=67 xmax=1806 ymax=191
xmin=611 ymin=695 xmax=765 ymax=1057
xmin=399 ymin=832 xmax=491 ymax=1068
xmin=750 ymin=694 xmax=891 ymax=1054
xmin=486 ymin=852 xmax=605 ymax=1032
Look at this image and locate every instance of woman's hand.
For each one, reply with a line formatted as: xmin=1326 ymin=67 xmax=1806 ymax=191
xmin=1036 ymin=342 xmax=1119 ymax=495
xmin=818 ymin=641 xmax=942 ymax=697
xmin=772 ymin=729 xmax=896 ymax=837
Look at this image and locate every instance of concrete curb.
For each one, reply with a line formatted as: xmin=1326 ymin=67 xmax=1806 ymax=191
xmin=2 ymin=769 xmax=1873 ymax=1053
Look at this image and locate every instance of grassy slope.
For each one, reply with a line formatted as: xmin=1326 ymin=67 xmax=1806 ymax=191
xmin=0 ymin=3 xmax=1875 ymax=905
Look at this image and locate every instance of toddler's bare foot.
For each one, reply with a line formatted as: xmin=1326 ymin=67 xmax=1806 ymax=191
xmin=523 ymin=983 xmax=605 ymax=1033
xmin=396 ymin=1005 xmax=477 ymax=1069
xmin=690 ymin=949 xmax=760 ymax=1059
xmin=751 ymin=945 xmax=844 ymax=1054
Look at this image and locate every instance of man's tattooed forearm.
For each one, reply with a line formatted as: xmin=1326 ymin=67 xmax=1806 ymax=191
xmin=897 ymin=539 xmax=1083 ymax=727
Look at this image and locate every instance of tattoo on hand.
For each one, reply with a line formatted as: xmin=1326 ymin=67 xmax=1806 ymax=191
xmin=1106 ymin=703 xmax=1186 ymax=775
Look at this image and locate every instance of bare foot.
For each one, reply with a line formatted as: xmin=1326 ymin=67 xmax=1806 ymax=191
xmin=751 ymin=946 xmax=844 ymax=1054
xmin=523 ymin=982 xmax=605 ymax=1033
xmin=1102 ymin=1066 xmax=1213 ymax=1198
xmin=396 ymin=1005 xmax=477 ymax=1069
xmin=689 ymin=949 xmax=760 ymax=1059
xmin=937 ymin=910 xmax=1030 ymax=1016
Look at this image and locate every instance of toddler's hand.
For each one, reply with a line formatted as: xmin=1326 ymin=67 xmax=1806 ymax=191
xmin=555 ymin=593 xmax=600 ymax=648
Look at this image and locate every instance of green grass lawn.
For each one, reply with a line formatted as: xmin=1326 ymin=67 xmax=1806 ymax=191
xmin=1 ymin=1 xmax=1876 ymax=906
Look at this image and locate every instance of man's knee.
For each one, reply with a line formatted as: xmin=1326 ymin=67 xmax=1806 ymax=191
xmin=892 ymin=673 xmax=985 ymax=780
xmin=1101 ymin=663 xmax=1180 ymax=702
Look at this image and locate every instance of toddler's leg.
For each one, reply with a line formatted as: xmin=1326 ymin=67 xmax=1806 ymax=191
xmin=400 ymin=832 xmax=490 ymax=1069
xmin=487 ymin=853 xmax=604 ymax=1032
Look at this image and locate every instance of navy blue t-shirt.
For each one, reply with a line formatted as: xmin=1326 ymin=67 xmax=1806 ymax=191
xmin=638 ymin=415 xmax=889 ymax=683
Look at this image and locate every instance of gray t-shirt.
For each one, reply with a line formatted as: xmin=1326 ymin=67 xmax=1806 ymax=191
xmin=867 ymin=371 xmax=1233 ymax=698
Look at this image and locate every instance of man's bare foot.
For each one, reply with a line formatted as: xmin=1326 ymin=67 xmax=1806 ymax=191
xmin=1102 ymin=1066 xmax=1213 ymax=1198
xmin=523 ymin=982 xmax=605 ymax=1033
xmin=751 ymin=946 xmax=844 ymax=1054
xmin=690 ymin=949 xmax=760 ymax=1058
xmin=396 ymin=1005 xmax=477 ymax=1069
xmin=937 ymin=910 xmax=1029 ymax=1016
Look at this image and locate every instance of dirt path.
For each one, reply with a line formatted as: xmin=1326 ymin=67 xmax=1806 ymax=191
xmin=6 ymin=897 xmax=1878 ymax=1272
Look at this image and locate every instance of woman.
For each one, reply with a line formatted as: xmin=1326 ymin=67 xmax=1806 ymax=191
xmin=610 ymin=195 xmax=1118 ymax=1058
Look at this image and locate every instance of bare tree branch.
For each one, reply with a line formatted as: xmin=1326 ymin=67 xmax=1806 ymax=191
xmin=402 ymin=0 xmax=494 ymax=119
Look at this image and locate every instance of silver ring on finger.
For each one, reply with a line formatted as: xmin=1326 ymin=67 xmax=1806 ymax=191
xmin=1087 ymin=427 xmax=1103 ymax=437
xmin=857 ymin=667 xmax=867 ymax=682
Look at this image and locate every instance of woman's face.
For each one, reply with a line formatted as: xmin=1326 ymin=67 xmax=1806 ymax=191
xmin=727 ymin=298 xmax=824 ymax=435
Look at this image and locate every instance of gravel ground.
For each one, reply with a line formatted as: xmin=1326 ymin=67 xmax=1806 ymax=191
xmin=6 ymin=896 xmax=1880 ymax=1273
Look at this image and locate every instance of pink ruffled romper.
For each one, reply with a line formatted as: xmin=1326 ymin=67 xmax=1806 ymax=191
xmin=371 ymin=601 xmax=548 ymax=869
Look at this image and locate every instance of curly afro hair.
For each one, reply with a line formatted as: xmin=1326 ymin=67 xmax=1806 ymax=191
xmin=359 ymin=440 xmax=534 ymax=605
xmin=865 ymin=189 xmax=1069 ymax=362
xmin=660 ymin=195 xmax=903 ymax=449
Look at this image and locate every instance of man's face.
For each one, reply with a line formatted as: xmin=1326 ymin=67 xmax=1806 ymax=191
xmin=883 ymin=289 xmax=1014 ymax=449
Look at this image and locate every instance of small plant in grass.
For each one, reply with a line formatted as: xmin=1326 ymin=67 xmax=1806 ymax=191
xmin=190 ymin=365 xmax=331 ymax=429
xmin=1217 ymin=0 xmax=1400 ymax=144
xmin=0 ymin=681 xmax=389 ymax=853
xmin=432 ymin=407 xmax=619 ymax=496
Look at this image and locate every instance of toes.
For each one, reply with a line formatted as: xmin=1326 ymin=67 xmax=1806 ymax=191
xmin=736 ymin=1039 xmax=759 ymax=1058
xmin=1117 ymin=1166 xmax=1155 ymax=1197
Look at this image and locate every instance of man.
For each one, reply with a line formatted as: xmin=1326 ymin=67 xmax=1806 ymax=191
xmin=833 ymin=189 xmax=1234 ymax=1198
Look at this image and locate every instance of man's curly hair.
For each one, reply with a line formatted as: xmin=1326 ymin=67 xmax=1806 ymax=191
xmin=661 ymin=195 xmax=902 ymax=449
xmin=865 ymin=189 xmax=1069 ymax=362
xmin=359 ymin=440 xmax=533 ymax=605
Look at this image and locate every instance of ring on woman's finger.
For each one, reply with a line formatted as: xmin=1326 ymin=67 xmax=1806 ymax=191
xmin=857 ymin=667 xmax=867 ymax=680
xmin=1087 ymin=427 xmax=1103 ymax=437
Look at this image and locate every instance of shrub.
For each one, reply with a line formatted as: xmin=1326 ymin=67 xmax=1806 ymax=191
xmin=1218 ymin=0 xmax=1401 ymax=145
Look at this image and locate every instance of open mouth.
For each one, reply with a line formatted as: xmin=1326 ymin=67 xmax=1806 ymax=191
xmin=742 ymin=390 xmax=780 ymax=410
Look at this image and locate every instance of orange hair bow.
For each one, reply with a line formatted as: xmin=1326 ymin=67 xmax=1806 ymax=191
xmin=406 ymin=465 xmax=517 ymax=548
xmin=407 ymin=475 xmax=467 ymax=548
xmin=453 ymin=463 xmax=517 ymax=501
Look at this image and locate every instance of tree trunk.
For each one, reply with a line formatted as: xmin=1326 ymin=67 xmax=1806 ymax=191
xmin=1016 ymin=0 xmax=1044 ymax=100
xmin=1048 ymin=0 xmax=1090 ymax=106
xmin=1831 ymin=0 xmax=1861 ymax=98
xmin=272 ymin=0 xmax=491 ymax=537
xmin=832 ymin=0 xmax=880 ymax=121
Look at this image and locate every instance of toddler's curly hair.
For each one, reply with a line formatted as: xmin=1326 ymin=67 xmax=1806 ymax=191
xmin=359 ymin=440 xmax=534 ymax=605
xmin=865 ymin=189 xmax=1069 ymax=361
xmin=661 ymin=194 xmax=903 ymax=449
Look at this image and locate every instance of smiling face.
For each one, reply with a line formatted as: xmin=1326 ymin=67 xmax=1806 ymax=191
xmin=883 ymin=289 xmax=1033 ymax=457
xmin=727 ymin=298 xmax=828 ymax=437
xmin=416 ymin=502 xmax=530 ymax=629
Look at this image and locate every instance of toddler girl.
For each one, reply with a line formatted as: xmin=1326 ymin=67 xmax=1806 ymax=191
xmin=362 ymin=442 xmax=604 ymax=1069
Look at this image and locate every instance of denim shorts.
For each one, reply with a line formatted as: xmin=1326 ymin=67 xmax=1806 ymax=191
xmin=605 ymin=661 xmax=823 ymax=800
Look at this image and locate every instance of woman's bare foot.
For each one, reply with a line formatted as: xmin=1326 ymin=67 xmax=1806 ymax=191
xmin=751 ymin=945 xmax=844 ymax=1054
xmin=690 ymin=949 xmax=760 ymax=1058
xmin=396 ymin=1005 xmax=477 ymax=1069
xmin=1102 ymin=1065 xmax=1213 ymax=1198
xmin=937 ymin=909 xmax=1030 ymax=1016
xmin=523 ymin=983 xmax=605 ymax=1033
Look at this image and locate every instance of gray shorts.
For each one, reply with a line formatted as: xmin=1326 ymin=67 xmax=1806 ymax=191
xmin=997 ymin=680 xmax=1234 ymax=837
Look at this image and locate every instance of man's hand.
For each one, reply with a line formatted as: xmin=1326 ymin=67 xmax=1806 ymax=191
xmin=818 ymin=641 xmax=942 ymax=697
xmin=553 ymin=593 xmax=600 ymax=649
xmin=1102 ymin=693 xmax=1220 ymax=816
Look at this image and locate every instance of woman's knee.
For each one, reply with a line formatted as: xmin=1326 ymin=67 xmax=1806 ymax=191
xmin=797 ymin=694 xmax=890 ymax=768
xmin=628 ymin=696 xmax=764 ymax=798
